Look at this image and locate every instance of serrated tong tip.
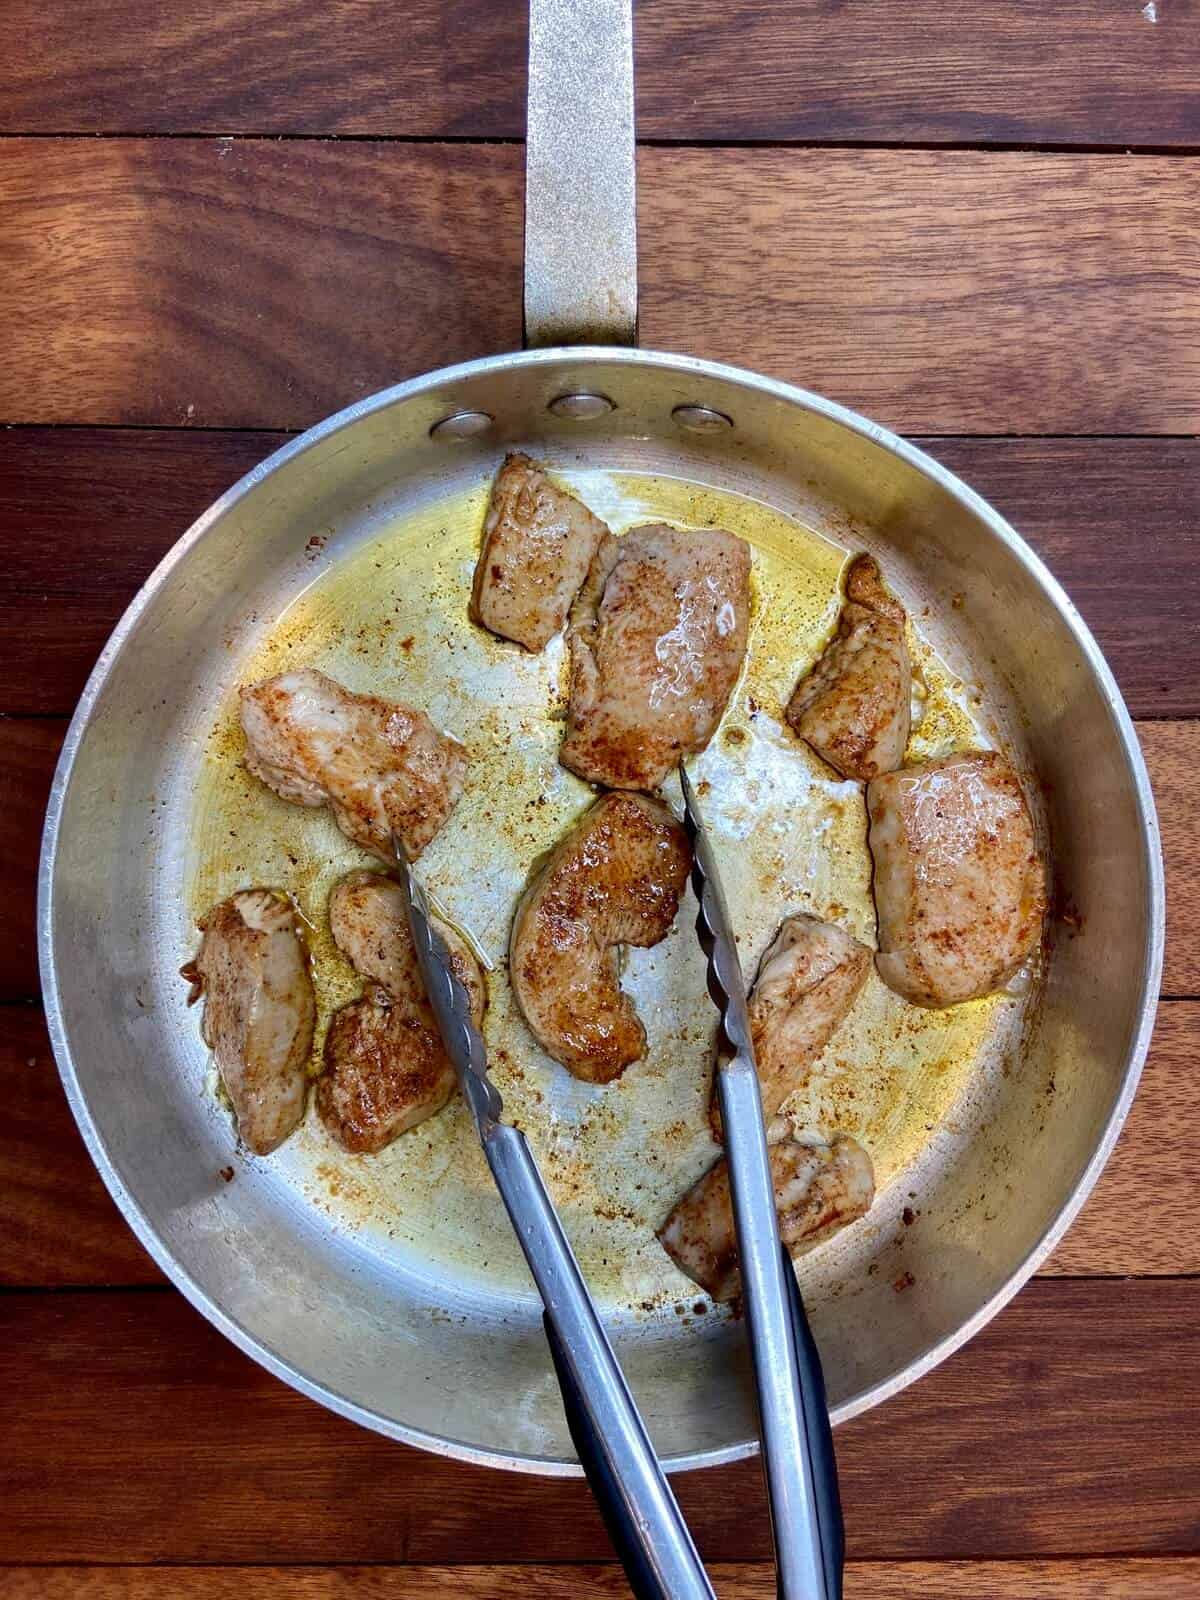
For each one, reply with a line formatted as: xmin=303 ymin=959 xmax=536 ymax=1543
xmin=391 ymin=833 xmax=503 ymax=1132
xmin=677 ymin=763 xmax=755 ymax=1063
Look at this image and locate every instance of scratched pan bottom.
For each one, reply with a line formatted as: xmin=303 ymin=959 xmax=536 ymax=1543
xmin=41 ymin=352 xmax=1160 ymax=1470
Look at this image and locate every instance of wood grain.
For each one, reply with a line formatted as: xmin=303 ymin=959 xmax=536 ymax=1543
xmin=0 ymin=430 xmax=273 ymax=715
xmin=1 ymin=431 xmax=1195 ymax=719
xmin=1045 ymin=1000 xmax=1194 ymax=1274
xmin=1 ymin=0 xmax=1196 ymax=147
xmin=929 ymin=438 xmax=1198 ymax=722
xmin=5 ymin=719 xmax=1192 ymax=1002
xmin=0 ymin=1007 xmax=161 ymax=1287
xmin=1 ymin=1280 xmax=1196 ymax=1563
xmin=8 ymin=1559 xmax=1200 ymax=1598
xmin=3 ymin=997 xmax=1192 ymax=1289
xmin=0 ymin=719 xmax=63 ymax=1001
xmin=1145 ymin=723 xmax=1199 ymax=999
xmin=2 ymin=142 xmax=1197 ymax=433
xmin=2 ymin=4 xmax=1195 ymax=1589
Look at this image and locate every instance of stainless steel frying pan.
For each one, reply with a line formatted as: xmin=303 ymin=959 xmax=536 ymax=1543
xmin=39 ymin=0 xmax=1163 ymax=1473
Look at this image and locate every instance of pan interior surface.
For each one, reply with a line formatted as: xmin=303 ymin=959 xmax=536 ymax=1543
xmin=42 ymin=353 xmax=1159 ymax=1471
xmin=189 ymin=467 xmax=1021 ymax=1310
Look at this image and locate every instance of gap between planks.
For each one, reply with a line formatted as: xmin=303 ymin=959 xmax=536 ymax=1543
xmin=3 ymin=1560 xmax=1200 ymax=1598
xmin=3 ymin=131 xmax=1200 ymax=157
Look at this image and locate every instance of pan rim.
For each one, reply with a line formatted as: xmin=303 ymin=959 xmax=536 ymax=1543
xmin=37 ymin=345 xmax=1166 ymax=1474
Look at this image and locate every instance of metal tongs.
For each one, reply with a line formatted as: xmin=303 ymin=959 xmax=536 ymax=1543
xmin=393 ymin=836 xmax=715 ymax=1600
xmin=679 ymin=763 xmax=845 ymax=1600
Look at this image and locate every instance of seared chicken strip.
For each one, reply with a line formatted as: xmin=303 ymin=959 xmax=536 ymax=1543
xmin=868 ymin=751 xmax=1045 ymax=1007
xmin=318 ymin=871 xmax=485 ymax=1154
xmin=659 ymin=1135 xmax=875 ymax=1302
xmin=470 ymin=453 xmax=609 ymax=650
xmin=560 ymin=523 xmax=751 ymax=791
xmin=787 ymin=554 xmax=911 ymax=781
xmin=714 ymin=914 xmax=871 ymax=1138
xmin=182 ymin=889 xmax=316 ymax=1156
xmin=510 ymin=792 xmax=692 ymax=1083
xmin=240 ymin=669 xmax=467 ymax=861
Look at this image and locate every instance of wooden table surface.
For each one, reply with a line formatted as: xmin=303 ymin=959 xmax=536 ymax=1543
xmin=2 ymin=3 xmax=1197 ymax=1595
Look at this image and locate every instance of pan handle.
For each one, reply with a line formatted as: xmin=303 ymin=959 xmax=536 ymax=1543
xmin=524 ymin=0 xmax=638 ymax=348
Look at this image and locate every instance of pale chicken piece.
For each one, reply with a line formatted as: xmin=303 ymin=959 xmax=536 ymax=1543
xmin=318 ymin=870 xmax=485 ymax=1154
xmin=239 ymin=668 xmax=467 ymax=861
xmin=470 ymin=452 xmax=609 ymax=650
xmin=867 ymin=751 xmax=1045 ymax=1008
xmin=510 ymin=791 xmax=692 ymax=1083
xmin=713 ymin=914 xmax=871 ymax=1138
xmin=560 ymin=523 xmax=751 ymax=791
xmin=326 ymin=869 xmax=484 ymax=1004
xmin=787 ymin=554 xmax=911 ymax=781
xmin=181 ymin=889 xmax=316 ymax=1156
xmin=659 ymin=1135 xmax=875 ymax=1302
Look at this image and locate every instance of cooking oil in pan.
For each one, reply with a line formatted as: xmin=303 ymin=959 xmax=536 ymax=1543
xmin=187 ymin=466 xmax=1029 ymax=1314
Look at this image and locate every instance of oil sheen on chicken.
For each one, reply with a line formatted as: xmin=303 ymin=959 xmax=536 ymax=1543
xmin=867 ymin=751 xmax=1045 ymax=1007
xmin=318 ymin=870 xmax=486 ymax=1154
xmin=510 ymin=791 xmax=692 ymax=1083
xmin=714 ymin=914 xmax=871 ymax=1138
xmin=659 ymin=1134 xmax=875 ymax=1301
xmin=182 ymin=889 xmax=316 ymax=1156
xmin=560 ymin=523 xmax=751 ymax=791
xmin=470 ymin=453 xmax=609 ymax=651
xmin=239 ymin=668 xmax=467 ymax=860
xmin=787 ymin=553 xmax=911 ymax=781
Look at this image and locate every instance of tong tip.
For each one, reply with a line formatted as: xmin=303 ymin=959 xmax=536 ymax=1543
xmin=677 ymin=758 xmax=697 ymax=813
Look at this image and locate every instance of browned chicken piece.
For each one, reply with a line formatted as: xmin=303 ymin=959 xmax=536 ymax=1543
xmin=713 ymin=914 xmax=871 ymax=1138
xmin=867 ymin=751 xmax=1045 ymax=1008
xmin=470 ymin=453 xmax=609 ymax=651
xmin=658 ymin=1135 xmax=875 ymax=1302
xmin=510 ymin=792 xmax=692 ymax=1083
xmin=318 ymin=871 xmax=485 ymax=1154
xmin=181 ymin=889 xmax=316 ymax=1156
xmin=560 ymin=523 xmax=751 ymax=791
xmin=787 ymin=554 xmax=911 ymax=781
xmin=239 ymin=668 xmax=467 ymax=861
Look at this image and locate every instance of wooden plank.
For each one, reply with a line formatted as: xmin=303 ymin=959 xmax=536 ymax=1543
xmin=641 ymin=149 xmax=1200 ymax=437
xmin=0 ymin=719 xmax=62 ymax=1001
xmin=929 ymin=439 xmax=1199 ymax=723
xmin=8 ymin=1559 xmax=1200 ymax=1598
xmin=0 ymin=430 xmax=272 ymax=716
xmin=1045 ymin=1000 xmax=1195 ymax=1274
xmin=0 ymin=1 xmax=1196 ymax=147
xmin=0 ymin=1007 xmax=162 ymax=1287
xmin=0 ymin=1280 xmax=1196 ymax=1563
xmin=0 ymin=140 xmax=524 ymax=431
xmin=4 ymin=719 xmax=1192 ymax=1003
xmin=1 ymin=142 xmax=1197 ymax=434
xmin=1 ymin=431 xmax=1195 ymax=720
xmin=1145 ymin=723 xmax=1199 ymax=999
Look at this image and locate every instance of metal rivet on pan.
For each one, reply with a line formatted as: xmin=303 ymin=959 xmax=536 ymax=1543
xmin=429 ymin=410 xmax=494 ymax=441
xmin=548 ymin=392 xmax=616 ymax=420
xmin=672 ymin=404 xmax=733 ymax=434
